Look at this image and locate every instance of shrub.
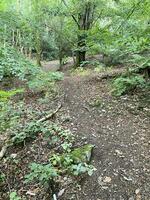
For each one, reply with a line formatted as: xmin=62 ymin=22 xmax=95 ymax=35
xmin=0 ymin=45 xmax=39 ymax=80
xmin=25 ymin=163 xmax=58 ymax=184
xmin=0 ymin=89 xmax=24 ymax=132
xmin=0 ymin=89 xmax=24 ymax=102
xmin=28 ymin=71 xmax=63 ymax=92
xmin=9 ymin=192 xmax=22 ymax=200
xmin=112 ymin=75 xmax=146 ymax=96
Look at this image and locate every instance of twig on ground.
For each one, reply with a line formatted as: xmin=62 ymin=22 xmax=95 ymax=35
xmin=0 ymin=104 xmax=62 ymax=160
xmin=38 ymin=103 xmax=62 ymax=123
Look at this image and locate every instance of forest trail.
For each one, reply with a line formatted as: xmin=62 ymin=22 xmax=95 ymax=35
xmin=42 ymin=57 xmax=74 ymax=72
xmin=0 ymin=67 xmax=149 ymax=200
xmin=57 ymin=72 xmax=150 ymax=200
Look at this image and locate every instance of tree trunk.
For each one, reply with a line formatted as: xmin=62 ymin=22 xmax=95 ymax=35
xmin=36 ymin=51 xmax=42 ymax=66
xmin=58 ymin=47 xmax=64 ymax=71
xmin=76 ymin=51 xmax=86 ymax=66
xmin=75 ymin=34 xmax=87 ymax=66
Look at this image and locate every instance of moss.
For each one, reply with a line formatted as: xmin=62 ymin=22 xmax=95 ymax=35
xmin=61 ymin=144 xmax=94 ymax=164
xmin=0 ymin=89 xmax=24 ymax=102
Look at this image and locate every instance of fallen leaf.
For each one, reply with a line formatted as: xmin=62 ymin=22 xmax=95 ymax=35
xmin=58 ymin=188 xmax=65 ymax=197
xmin=26 ymin=191 xmax=36 ymax=196
xmin=103 ymin=176 xmax=112 ymax=183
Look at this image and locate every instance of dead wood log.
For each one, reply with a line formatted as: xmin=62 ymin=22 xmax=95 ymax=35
xmin=89 ymin=68 xmax=126 ymax=82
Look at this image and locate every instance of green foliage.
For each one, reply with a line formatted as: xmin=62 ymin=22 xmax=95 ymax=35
xmin=0 ymin=172 xmax=5 ymax=183
xmin=9 ymin=192 xmax=22 ymax=200
xmin=112 ymin=75 xmax=146 ymax=96
xmin=11 ymin=121 xmax=43 ymax=144
xmin=0 ymin=89 xmax=24 ymax=102
xmin=130 ymin=54 xmax=150 ymax=72
xmin=0 ymin=89 xmax=24 ymax=132
xmin=25 ymin=123 xmax=95 ymax=186
xmin=25 ymin=163 xmax=58 ymax=184
xmin=71 ymin=163 xmax=96 ymax=176
xmin=0 ymin=46 xmax=39 ymax=80
xmin=28 ymin=71 xmax=63 ymax=91
xmin=49 ymin=144 xmax=96 ymax=176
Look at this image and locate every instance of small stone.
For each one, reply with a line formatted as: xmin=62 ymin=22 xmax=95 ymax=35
xmin=98 ymin=176 xmax=103 ymax=185
xmin=115 ymin=149 xmax=123 ymax=155
xmin=10 ymin=153 xmax=17 ymax=159
xmin=103 ymin=176 xmax=112 ymax=183
xmin=58 ymin=189 xmax=65 ymax=197
xmin=135 ymin=189 xmax=140 ymax=194
xmin=128 ymin=197 xmax=134 ymax=200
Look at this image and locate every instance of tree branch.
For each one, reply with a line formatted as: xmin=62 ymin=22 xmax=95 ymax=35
xmin=117 ymin=0 xmax=144 ymax=31
xmin=61 ymin=0 xmax=80 ymax=28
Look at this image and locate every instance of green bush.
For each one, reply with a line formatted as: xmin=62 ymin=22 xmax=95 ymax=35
xmin=0 ymin=45 xmax=39 ymax=80
xmin=112 ymin=75 xmax=146 ymax=96
xmin=0 ymin=89 xmax=24 ymax=102
xmin=28 ymin=71 xmax=63 ymax=91
xmin=0 ymin=89 xmax=24 ymax=132
xmin=25 ymin=163 xmax=58 ymax=184
xmin=9 ymin=192 xmax=22 ymax=200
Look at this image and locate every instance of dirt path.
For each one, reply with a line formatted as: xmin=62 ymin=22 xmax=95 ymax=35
xmin=41 ymin=57 xmax=74 ymax=72
xmin=58 ymin=73 xmax=150 ymax=200
xmin=0 ymin=69 xmax=149 ymax=200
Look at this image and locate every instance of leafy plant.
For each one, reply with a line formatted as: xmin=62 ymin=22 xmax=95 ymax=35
xmin=9 ymin=191 xmax=22 ymax=200
xmin=71 ymin=163 xmax=96 ymax=176
xmin=129 ymin=54 xmax=150 ymax=78
xmin=0 ymin=89 xmax=24 ymax=102
xmin=11 ymin=121 xmax=43 ymax=144
xmin=25 ymin=163 xmax=58 ymax=184
xmin=0 ymin=89 xmax=24 ymax=132
xmin=112 ymin=75 xmax=146 ymax=96
xmin=0 ymin=46 xmax=39 ymax=80
xmin=49 ymin=144 xmax=95 ymax=174
xmin=0 ymin=172 xmax=5 ymax=183
xmin=28 ymin=71 xmax=63 ymax=92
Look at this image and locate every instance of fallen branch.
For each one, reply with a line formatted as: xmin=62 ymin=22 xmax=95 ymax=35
xmin=0 ymin=104 xmax=62 ymax=160
xmin=0 ymin=144 xmax=10 ymax=160
xmin=89 ymin=68 xmax=126 ymax=82
xmin=38 ymin=104 xmax=62 ymax=123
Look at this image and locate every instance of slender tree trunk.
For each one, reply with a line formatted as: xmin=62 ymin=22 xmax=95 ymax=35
xmin=36 ymin=51 xmax=42 ymax=66
xmin=4 ymin=24 xmax=7 ymax=48
xmin=76 ymin=34 xmax=87 ymax=66
xmin=12 ymin=30 xmax=15 ymax=47
xmin=29 ymin=47 xmax=32 ymax=59
xmin=20 ymin=46 xmax=24 ymax=54
xmin=72 ymin=51 xmax=76 ymax=65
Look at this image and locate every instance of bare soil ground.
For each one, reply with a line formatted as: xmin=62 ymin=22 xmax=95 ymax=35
xmin=59 ymin=74 xmax=150 ymax=200
xmin=0 ymin=68 xmax=150 ymax=200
